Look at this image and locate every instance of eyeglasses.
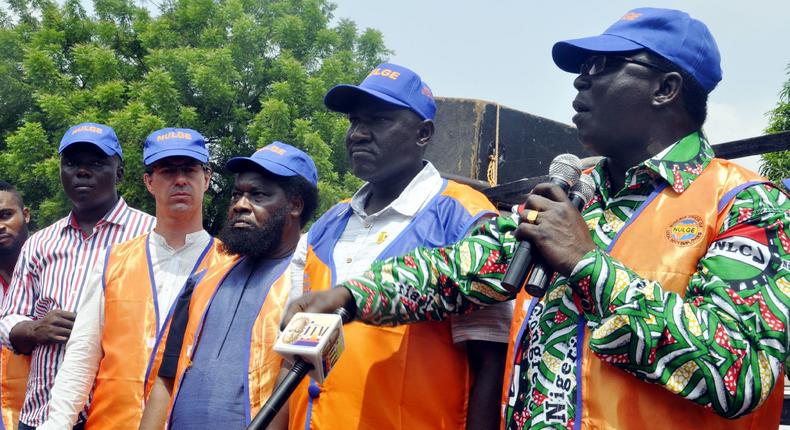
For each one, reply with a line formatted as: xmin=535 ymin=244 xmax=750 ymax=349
xmin=579 ymin=55 xmax=669 ymax=76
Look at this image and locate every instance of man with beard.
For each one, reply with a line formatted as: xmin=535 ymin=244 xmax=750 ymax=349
xmin=0 ymin=181 xmax=29 ymax=297
xmin=40 ymin=128 xmax=218 ymax=430
xmin=138 ymin=142 xmax=319 ymax=429
xmin=0 ymin=180 xmax=30 ymax=429
xmin=1 ymin=123 xmax=155 ymax=430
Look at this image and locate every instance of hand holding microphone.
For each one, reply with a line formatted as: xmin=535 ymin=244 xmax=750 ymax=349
xmin=512 ymin=173 xmax=597 ymax=282
xmin=522 ymin=174 xmax=596 ymax=297
xmin=501 ymin=154 xmax=582 ymax=292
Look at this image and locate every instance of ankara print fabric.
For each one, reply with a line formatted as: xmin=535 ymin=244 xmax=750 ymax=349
xmin=340 ymin=132 xmax=790 ymax=428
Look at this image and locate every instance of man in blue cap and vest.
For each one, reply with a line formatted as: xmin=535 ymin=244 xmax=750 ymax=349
xmin=281 ymin=63 xmax=513 ymax=430
xmin=283 ymin=8 xmax=790 ymax=430
xmin=137 ymin=142 xmax=320 ymax=429
xmin=0 ymin=123 xmax=155 ymax=430
xmin=40 ymin=128 xmax=217 ymax=430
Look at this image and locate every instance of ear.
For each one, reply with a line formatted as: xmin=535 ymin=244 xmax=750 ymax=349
xmin=416 ymin=120 xmax=434 ymax=148
xmin=653 ymin=72 xmax=683 ymax=108
xmin=22 ymin=207 xmax=30 ymax=224
xmin=115 ymin=162 xmax=124 ymax=183
xmin=143 ymin=172 xmax=155 ymax=194
xmin=289 ymin=194 xmax=305 ymax=222
xmin=202 ymin=166 xmax=213 ymax=191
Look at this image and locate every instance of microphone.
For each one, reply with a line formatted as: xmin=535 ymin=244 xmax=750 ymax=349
xmin=522 ymin=174 xmax=596 ymax=297
xmin=501 ymin=154 xmax=582 ymax=293
xmin=247 ymin=309 xmax=350 ymax=430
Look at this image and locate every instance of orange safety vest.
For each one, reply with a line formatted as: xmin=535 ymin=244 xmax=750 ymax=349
xmin=502 ymin=158 xmax=784 ymax=429
xmin=0 ymin=349 xmax=29 ymax=430
xmin=86 ymin=234 xmax=220 ymax=430
xmin=167 ymin=256 xmax=292 ymax=427
xmin=290 ymin=180 xmax=497 ymax=430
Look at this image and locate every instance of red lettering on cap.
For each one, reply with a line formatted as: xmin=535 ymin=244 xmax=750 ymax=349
xmin=421 ymin=85 xmax=433 ymax=97
xmin=621 ymin=12 xmax=643 ymax=21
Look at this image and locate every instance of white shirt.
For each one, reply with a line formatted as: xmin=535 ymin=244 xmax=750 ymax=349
xmin=39 ymin=229 xmax=212 ymax=430
xmin=289 ymin=162 xmax=513 ymax=344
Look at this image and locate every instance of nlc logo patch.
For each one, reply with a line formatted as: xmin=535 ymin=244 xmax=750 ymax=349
xmin=666 ymin=215 xmax=704 ymax=246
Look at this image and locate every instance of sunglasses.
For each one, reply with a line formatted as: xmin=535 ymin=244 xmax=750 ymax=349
xmin=580 ymin=55 xmax=669 ymax=76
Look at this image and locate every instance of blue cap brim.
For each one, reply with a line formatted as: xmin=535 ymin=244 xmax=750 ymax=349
xmin=59 ymin=141 xmax=120 ymax=158
xmin=324 ymin=84 xmax=411 ymax=114
xmin=144 ymin=148 xmax=209 ymax=166
xmin=552 ymin=34 xmax=644 ymax=73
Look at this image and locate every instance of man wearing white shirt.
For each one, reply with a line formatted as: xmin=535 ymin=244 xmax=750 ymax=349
xmin=40 ymin=128 xmax=220 ymax=430
xmin=282 ymin=63 xmax=513 ymax=430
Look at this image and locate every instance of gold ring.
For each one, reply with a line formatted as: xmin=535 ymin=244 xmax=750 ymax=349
xmin=525 ymin=209 xmax=539 ymax=224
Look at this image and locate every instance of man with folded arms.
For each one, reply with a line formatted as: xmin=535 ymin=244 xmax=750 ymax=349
xmin=1 ymin=123 xmax=155 ymax=430
xmin=40 ymin=128 xmax=218 ymax=430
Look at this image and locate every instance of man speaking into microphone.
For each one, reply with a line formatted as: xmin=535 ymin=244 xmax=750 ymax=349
xmin=285 ymin=8 xmax=790 ymax=429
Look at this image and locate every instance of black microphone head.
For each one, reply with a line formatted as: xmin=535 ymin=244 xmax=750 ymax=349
xmin=569 ymin=173 xmax=596 ymax=209
xmin=548 ymin=154 xmax=582 ymax=190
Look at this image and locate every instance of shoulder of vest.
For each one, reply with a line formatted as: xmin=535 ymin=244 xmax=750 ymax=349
xmin=308 ymin=201 xmax=352 ymax=235
xmin=440 ymin=180 xmax=497 ymax=215
xmin=707 ymin=158 xmax=766 ymax=182
xmin=317 ymin=201 xmax=352 ymax=220
xmin=108 ymin=233 xmax=148 ymax=255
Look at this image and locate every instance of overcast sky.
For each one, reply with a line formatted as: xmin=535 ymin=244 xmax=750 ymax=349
xmin=330 ymin=0 xmax=790 ymax=171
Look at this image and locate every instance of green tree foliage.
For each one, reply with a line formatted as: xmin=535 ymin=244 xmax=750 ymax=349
xmin=0 ymin=0 xmax=389 ymax=231
xmin=761 ymin=64 xmax=790 ymax=183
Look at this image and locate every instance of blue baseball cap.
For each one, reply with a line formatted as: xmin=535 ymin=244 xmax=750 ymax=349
xmin=552 ymin=8 xmax=722 ymax=93
xmin=59 ymin=123 xmax=123 ymax=159
xmin=143 ymin=128 xmax=209 ymax=166
xmin=324 ymin=63 xmax=436 ymax=120
xmin=226 ymin=142 xmax=318 ymax=186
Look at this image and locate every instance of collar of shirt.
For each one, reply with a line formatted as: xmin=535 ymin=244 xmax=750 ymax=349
xmin=62 ymin=197 xmax=131 ymax=236
xmin=348 ymin=161 xmax=443 ymax=219
xmin=149 ymin=229 xmax=211 ymax=254
xmin=591 ymin=131 xmax=714 ymax=202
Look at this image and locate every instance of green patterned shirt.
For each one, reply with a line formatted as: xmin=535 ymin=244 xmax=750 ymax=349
xmin=340 ymin=132 xmax=790 ymax=428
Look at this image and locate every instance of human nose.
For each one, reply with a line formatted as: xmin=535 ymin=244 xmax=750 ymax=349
xmin=75 ymin=164 xmax=92 ymax=178
xmin=172 ymin=168 xmax=192 ymax=186
xmin=232 ymin=194 xmax=253 ymax=213
xmin=347 ymin=123 xmax=371 ymax=143
xmin=573 ymin=74 xmax=591 ymax=91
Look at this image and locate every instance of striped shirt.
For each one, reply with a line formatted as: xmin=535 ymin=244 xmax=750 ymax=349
xmin=0 ymin=198 xmax=155 ymax=426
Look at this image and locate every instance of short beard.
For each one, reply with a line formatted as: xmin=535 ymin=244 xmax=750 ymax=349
xmin=218 ymin=205 xmax=288 ymax=260
xmin=0 ymin=226 xmax=28 ymax=259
